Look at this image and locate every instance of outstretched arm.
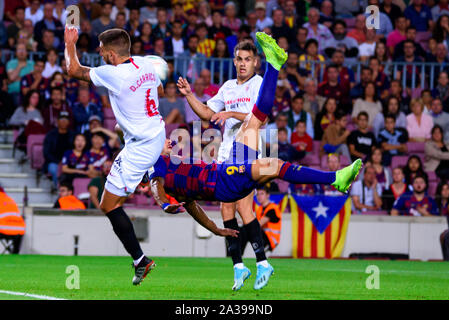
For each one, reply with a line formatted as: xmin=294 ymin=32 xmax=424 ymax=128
xmin=184 ymin=201 xmax=239 ymax=238
xmin=177 ymin=77 xmax=215 ymax=121
xmin=150 ymin=177 xmax=185 ymax=213
xmin=64 ymin=27 xmax=91 ymax=82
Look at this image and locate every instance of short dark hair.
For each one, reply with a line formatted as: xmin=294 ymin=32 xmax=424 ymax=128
xmin=59 ymin=181 xmax=74 ymax=192
xmin=305 ymin=38 xmax=318 ymax=50
xmin=335 ymin=110 xmax=347 ymax=120
xmin=98 ymin=28 xmax=131 ymax=57
xmin=292 ymin=93 xmax=303 ymax=102
xmin=385 ymin=113 xmax=396 ymax=122
xmin=233 ymin=39 xmax=257 ymax=57
xmin=256 ymin=184 xmax=271 ymax=193
xmin=357 ymin=111 xmax=369 ymax=120
xmin=50 ymin=86 xmax=63 ymax=94
xmin=196 ymin=22 xmax=208 ymax=30
xmin=332 ymin=19 xmax=347 ymax=30
xmin=278 ymin=127 xmax=288 ymax=134
xmin=295 ymin=119 xmax=306 ymax=126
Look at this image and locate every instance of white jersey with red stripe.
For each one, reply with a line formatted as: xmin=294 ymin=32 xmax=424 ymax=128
xmin=207 ymin=74 xmax=263 ymax=162
xmin=89 ymin=55 xmax=164 ymax=144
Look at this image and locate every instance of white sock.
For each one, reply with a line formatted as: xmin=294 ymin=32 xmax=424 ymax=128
xmin=256 ymin=260 xmax=269 ymax=268
xmin=133 ymin=254 xmax=145 ymax=266
xmin=234 ymin=263 xmax=245 ymax=269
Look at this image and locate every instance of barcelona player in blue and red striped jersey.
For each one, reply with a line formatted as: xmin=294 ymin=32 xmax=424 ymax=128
xmin=149 ymin=32 xmax=363 ymax=290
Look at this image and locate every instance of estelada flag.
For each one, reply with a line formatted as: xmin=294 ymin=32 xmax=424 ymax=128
xmin=290 ymin=194 xmax=351 ymax=258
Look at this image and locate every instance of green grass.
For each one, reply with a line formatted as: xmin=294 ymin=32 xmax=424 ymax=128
xmin=0 ymin=255 xmax=448 ymax=300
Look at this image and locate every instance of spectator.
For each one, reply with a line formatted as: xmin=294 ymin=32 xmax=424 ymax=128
xmin=323 ymin=50 xmax=355 ymax=96
xmin=314 ymin=97 xmax=337 ymax=141
xmin=303 ymin=7 xmax=333 ymax=53
xmin=88 ymin=132 xmax=110 ymax=173
xmin=91 ymin=1 xmax=115 ymax=39
xmin=378 ymin=113 xmax=409 ymax=166
xmin=9 ymin=89 xmax=45 ymax=150
xmin=436 ymin=180 xmax=449 ymax=216
xmin=175 ymin=34 xmax=206 ymax=82
xmin=351 ymin=82 xmax=383 ymax=128
xmin=432 ymin=14 xmax=449 ymax=44
xmin=153 ymin=38 xmax=166 ymax=58
xmin=222 ymin=1 xmax=241 ymax=34
xmin=289 ymin=27 xmax=307 ymax=56
xmin=393 ymin=26 xmax=428 ymax=60
xmin=169 ymin=3 xmax=187 ymax=25
xmin=130 ymin=37 xmax=144 ymax=55
xmin=200 ymin=69 xmax=220 ymax=98
xmin=53 ymin=181 xmax=86 ymax=210
xmin=358 ymin=29 xmax=379 ymax=62
xmin=287 ymin=94 xmax=313 ymax=138
xmin=197 ymin=1 xmax=212 ymax=26
xmin=164 ymin=20 xmax=184 ymax=57
xmin=386 ymin=15 xmax=408 ymax=57
xmin=317 ymin=64 xmax=350 ymax=111
xmin=319 ymin=0 xmax=335 ymax=30
xmin=20 ymin=57 xmax=48 ymax=99
xmin=425 ymin=125 xmax=449 ymax=180
xmin=369 ymin=57 xmax=391 ymax=100
xmin=403 ymin=154 xmax=428 ymax=186
xmin=373 ymin=40 xmax=390 ymax=64
xmin=25 ymin=0 xmax=43 ymax=26
xmin=208 ymin=10 xmax=232 ymax=40
xmin=266 ymin=113 xmax=292 ymax=146
xmin=365 ymin=147 xmax=393 ymax=191
xmin=299 ymin=39 xmax=325 ymax=79
xmin=42 ymin=48 xmax=62 ymax=79
xmin=282 ymin=0 xmax=299 ymax=29
xmin=404 ymin=0 xmax=434 ymax=32
xmin=19 ymin=19 xmax=38 ymax=51
xmin=430 ymin=98 xmax=449 ymax=142
xmin=37 ymin=29 xmax=59 ymax=52
xmin=114 ymin=11 xmax=127 ymax=30
xmin=351 ymin=166 xmax=383 ymax=214
xmin=323 ymin=20 xmax=359 ymax=62
xmin=421 ymin=89 xmax=433 ymax=114
xmin=366 ymin=0 xmax=393 ymax=39
xmin=350 ymin=66 xmax=372 ymax=101
xmin=427 ymin=42 xmax=449 ymax=65
xmin=391 ymin=175 xmax=439 ymax=216
xmin=320 ymin=110 xmax=352 ymax=159
xmin=73 ymin=87 xmax=103 ymax=134
xmin=42 ymin=86 xmax=73 ymax=132
xmin=284 ymin=52 xmax=307 ymax=93
xmin=290 ymin=119 xmax=312 ymax=160
xmin=348 ymin=111 xmax=377 ymax=162
xmin=153 ymin=8 xmax=171 ymax=40
xmin=389 ymin=80 xmax=411 ymax=114
xmin=272 ymin=77 xmax=292 ymax=120
xmin=380 ymin=0 xmax=404 ymax=24
xmin=6 ymin=43 xmax=34 ymax=107
xmin=407 ymin=99 xmax=433 ymax=142
xmin=302 ymin=78 xmax=326 ymax=123
xmin=78 ymin=0 xmax=102 ymax=21
xmin=196 ymin=22 xmax=215 ymax=58
xmin=125 ymin=7 xmax=141 ymax=38
xmin=43 ymin=111 xmax=75 ymax=191
xmin=210 ymin=38 xmax=232 ymax=82
xmin=335 ymin=0 xmax=361 ymax=17
xmin=319 ymin=154 xmax=342 ymax=195
xmin=184 ymin=77 xmax=210 ymax=124
xmin=88 ymin=159 xmax=113 ymax=209
xmin=432 ymin=71 xmax=449 ymax=111
xmin=255 ymin=2 xmax=273 ymax=31
xmin=53 ymin=0 xmax=67 ymax=25
xmin=272 ymin=127 xmax=298 ymax=161
xmin=60 ymin=133 xmax=95 ymax=185
xmin=34 ymin=2 xmax=64 ymax=45
xmin=159 ymin=80 xmax=185 ymax=124
xmin=6 ymin=6 xmax=25 ymax=41
xmin=382 ymin=167 xmax=408 ymax=211
xmin=138 ymin=0 xmax=155 ymax=24
xmin=84 ymin=115 xmax=119 ymax=152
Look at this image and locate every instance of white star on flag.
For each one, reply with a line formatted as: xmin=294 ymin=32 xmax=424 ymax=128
xmin=313 ymin=201 xmax=329 ymax=219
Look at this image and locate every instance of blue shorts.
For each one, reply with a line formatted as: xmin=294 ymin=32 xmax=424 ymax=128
xmin=214 ymin=142 xmax=259 ymax=203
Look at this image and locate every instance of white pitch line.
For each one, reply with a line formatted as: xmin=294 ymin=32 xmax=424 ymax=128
xmin=0 ymin=290 xmax=67 ymax=300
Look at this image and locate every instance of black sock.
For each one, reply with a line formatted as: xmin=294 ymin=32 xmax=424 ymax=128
xmin=223 ymin=218 xmax=242 ymax=265
xmin=106 ymin=207 xmax=144 ymax=260
xmin=244 ymin=218 xmax=267 ymax=262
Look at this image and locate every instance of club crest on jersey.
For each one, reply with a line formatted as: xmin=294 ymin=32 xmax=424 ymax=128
xmin=238 ymin=165 xmax=245 ymax=173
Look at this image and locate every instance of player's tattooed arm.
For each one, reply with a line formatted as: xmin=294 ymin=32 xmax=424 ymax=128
xmin=64 ymin=26 xmax=92 ymax=82
xmin=177 ymin=77 xmax=215 ymax=121
xmin=184 ymin=202 xmax=239 ymax=238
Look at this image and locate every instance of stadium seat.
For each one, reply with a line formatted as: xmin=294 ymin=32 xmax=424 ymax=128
xmin=103 ymin=118 xmax=117 ymax=131
xmin=428 ymin=181 xmax=438 ymax=197
xmin=26 ymin=134 xmax=45 ymax=158
xmin=427 ymin=171 xmax=437 ymax=182
xmin=165 ymin=123 xmax=181 ymax=138
xmin=301 ymin=153 xmax=320 ymax=166
xmin=73 ymin=178 xmax=92 ymax=200
xmin=361 ymin=210 xmax=388 ymax=215
xmin=343 ymin=18 xmax=356 ymax=28
xmin=274 ymin=179 xmax=290 ymax=193
xmin=103 ymin=108 xmax=114 ymax=120
xmin=407 ymin=142 xmax=425 ymax=154
xmin=31 ymin=145 xmax=44 ymax=170
xmin=391 ymin=155 xmax=409 ymax=169
xmin=313 ymin=140 xmax=321 ymax=152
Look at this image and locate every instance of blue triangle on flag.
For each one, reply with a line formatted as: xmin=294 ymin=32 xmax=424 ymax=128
xmin=292 ymin=195 xmax=348 ymax=234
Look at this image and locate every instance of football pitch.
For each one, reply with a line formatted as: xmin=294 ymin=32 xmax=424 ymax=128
xmin=0 ymin=255 xmax=448 ymax=300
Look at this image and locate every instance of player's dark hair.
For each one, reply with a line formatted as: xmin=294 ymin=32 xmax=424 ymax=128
xmin=59 ymin=181 xmax=74 ymax=192
xmin=98 ymin=28 xmax=131 ymax=57
xmin=357 ymin=111 xmax=369 ymax=120
xmin=233 ymin=40 xmax=257 ymax=57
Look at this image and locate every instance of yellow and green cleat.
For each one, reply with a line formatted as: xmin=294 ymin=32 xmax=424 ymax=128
xmin=255 ymin=32 xmax=288 ymax=71
xmin=331 ymin=159 xmax=363 ymax=193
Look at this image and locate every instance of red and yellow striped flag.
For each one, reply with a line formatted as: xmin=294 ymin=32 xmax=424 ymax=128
xmin=290 ymin=195 xmax=351 ymax=258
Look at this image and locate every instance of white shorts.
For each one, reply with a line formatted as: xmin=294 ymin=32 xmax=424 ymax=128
xmin=105 ymin=129 xmax=165 ymax=197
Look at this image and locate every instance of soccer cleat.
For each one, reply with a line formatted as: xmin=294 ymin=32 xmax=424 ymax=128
xmin=254 ymin=263 xmax=274 ymax=290
xmin=232 ymin=266 xmax=251 ymax=291
xmin=331 ymin=159 xmax=363 ymax=193
xmin=255 ymin=32 xmax=288 ymax=71
xmin=132 ymin=257 xmax=156 ymax=286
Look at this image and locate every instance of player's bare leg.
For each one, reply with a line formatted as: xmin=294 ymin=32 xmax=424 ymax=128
xmin=100 ymin=190 xmax=156 ymax=286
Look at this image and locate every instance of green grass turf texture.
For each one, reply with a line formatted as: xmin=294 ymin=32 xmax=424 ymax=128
xmin=0 ymin=255 xmax=448 ymax=300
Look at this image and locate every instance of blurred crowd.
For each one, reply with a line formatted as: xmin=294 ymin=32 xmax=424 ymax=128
xmin=0 ymin=0 xmax=449 ymax=217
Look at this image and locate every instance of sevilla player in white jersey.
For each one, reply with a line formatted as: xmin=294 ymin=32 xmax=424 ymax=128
xmin=178 ymin=40 xmax=270 ymax=291
xmin=64 ymin=27 xmax=164 ymax=285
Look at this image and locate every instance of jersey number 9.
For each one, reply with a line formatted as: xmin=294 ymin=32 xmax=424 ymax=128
xmin=145 ymin=89 xmax=159 ymax=117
